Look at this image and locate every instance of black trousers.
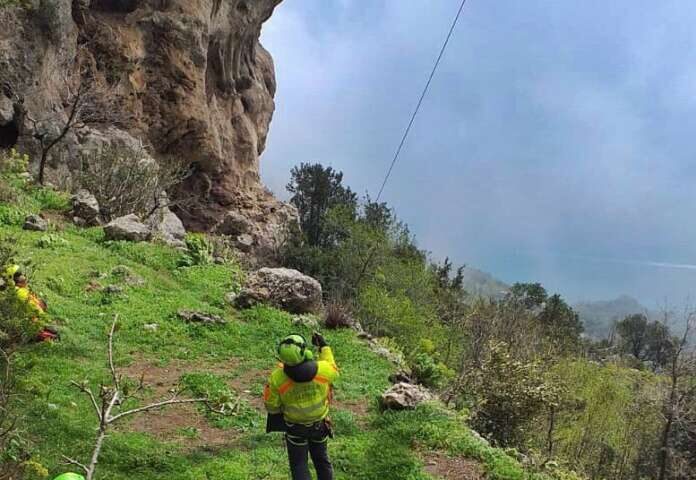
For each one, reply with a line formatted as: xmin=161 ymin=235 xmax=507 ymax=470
xmin=285 ymin=422 xmax=334 ymax=480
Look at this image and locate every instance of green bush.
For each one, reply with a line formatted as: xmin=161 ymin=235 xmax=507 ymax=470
xmin=30 ymin=187 xmax=70 ymax=211
xmin=465 ymin=342 xmax=562 ymax=448
xmin=409 ymin=351 xmax=454 ymax=389
xmin=177 ymin=234 xmax=214 ymax=267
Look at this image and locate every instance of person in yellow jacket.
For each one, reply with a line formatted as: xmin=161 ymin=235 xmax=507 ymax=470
xmin=2 ymin=265 xmax=56 ymax=341
xmin=264 ymin=332 xmax=338 ymax=480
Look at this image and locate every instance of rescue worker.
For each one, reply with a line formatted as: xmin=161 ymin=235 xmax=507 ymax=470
xmin=2 ymin=265 xmax=57 ymax=341
xmin=264 ymin=332 xmax=338 ymax=480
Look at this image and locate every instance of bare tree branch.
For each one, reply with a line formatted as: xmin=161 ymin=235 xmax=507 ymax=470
xmin=107 ymin=316 xmax=119 ymax=389
xmin=70 ymin=381 xmax=102 ymax=421
xmin=61 ymin=455 xmax=89 ymax=474
xmin=108 ymin=397 xmax=209 ymax=424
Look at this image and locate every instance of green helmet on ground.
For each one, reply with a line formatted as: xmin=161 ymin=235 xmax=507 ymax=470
xmin=278 ymin=334 xmax=313 ymax=366
xmin=53 ymin=474 xmax=86 ymax=480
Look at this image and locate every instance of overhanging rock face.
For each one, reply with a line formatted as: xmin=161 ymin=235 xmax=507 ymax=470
xmin=0 ymin=0 xmax=295 ymax=254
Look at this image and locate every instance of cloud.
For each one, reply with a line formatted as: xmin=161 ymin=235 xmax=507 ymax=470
xmin=261 ymin=0 xmax=696 ymax=304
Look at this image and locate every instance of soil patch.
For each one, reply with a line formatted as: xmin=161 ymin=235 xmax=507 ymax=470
xmin=422 ymin=451 xmax=484 ymax=480
xmin=119 ymin=356 xmax=267 ymax=450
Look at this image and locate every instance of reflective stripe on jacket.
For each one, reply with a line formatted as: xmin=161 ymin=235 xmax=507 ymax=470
xmin=264 ymin=346 xmax=339 ymax=424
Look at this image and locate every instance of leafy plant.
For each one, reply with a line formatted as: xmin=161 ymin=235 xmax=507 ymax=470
xmin=465 ymin=342 xmax=563 ymax=447
xmin=177 ymin=234 xmax=214 ymax=267
xmin=36 ymin=234 xmax=68 ymax=249
xmin=409 ymin=351 xmax=454 ymax=389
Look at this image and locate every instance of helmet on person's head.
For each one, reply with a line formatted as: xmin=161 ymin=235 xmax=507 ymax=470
xmin=3 ymin=265 xmax=19 ymax=281
xmin=277 ymin=334 xmax=314 ymax=366
xmin=53 ymin=474 xmax=86 ymax=480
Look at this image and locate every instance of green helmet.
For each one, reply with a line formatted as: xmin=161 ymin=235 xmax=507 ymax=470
xmin=53 ymin=474 xmax=86 ymax=480
xmin=3 ymin=264 xmax=19 ymax=281
xmin=278 ymin=334 xmax=314 ymax=366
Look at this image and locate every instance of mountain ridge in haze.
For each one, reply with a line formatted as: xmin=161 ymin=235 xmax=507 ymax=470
xmin=574 ymin=294 xmax=651 ymax=339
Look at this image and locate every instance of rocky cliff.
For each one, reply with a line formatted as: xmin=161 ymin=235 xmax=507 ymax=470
xmin=0 ymin=0 xmax=295 ymax=254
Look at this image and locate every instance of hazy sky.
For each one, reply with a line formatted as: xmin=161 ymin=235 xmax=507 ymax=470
xmin=259 ymin=0 xmax=696 ymax=306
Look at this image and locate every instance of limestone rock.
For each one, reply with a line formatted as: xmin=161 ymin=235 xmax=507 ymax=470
xmin=147 ymin=208 xmax=186 ymax=248
xmin=291 ymin=314 xmax=320 ymax=329
xmin=235 ymin=233 xmax=255 ymax=252
xmin=224 ymin=291 xmax=238 ymax=305
xmin=0 ymin=96 xmax=13 ymax=126
xmin=217 ymin=211 xmax=253 ymax=236
xmin=1 ymin=0 xmax=290 ymax=251
xmin=177 ymin=310 xmax=226 ymax=325
xmin=104 ymin=285 xmax=124 ymax=294
xmin=104 ymin=214 xmax=151 ymax=242
xmin=71 ymin=190 xmax=101 ymax=226
xmin=23 ymin=214 xmax=48 ymax=232
xmin=236 ymin=268 xmax=322 ymax=314
xmin=388 ymin=371 xmax=414 ymax=385
xmin=380 ymin=383 xmax=434 ymax=410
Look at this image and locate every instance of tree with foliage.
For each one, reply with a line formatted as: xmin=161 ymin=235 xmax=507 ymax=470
xmin=538 ymin=294 xmax=583 ymax=353
xmin=509 ymin=282 xmax=548 ymax=309
xmin=617 ymin=314 xmax=650 ymax=359
xmin=286 ymin=163 xmax=357 ymax=247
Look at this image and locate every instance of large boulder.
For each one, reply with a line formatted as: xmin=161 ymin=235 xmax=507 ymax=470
xmin=71 ymin=190 xmax=102 ymax=226
xmin=380 ymin=383 xmax=434 ymax=410
xmin=104 ymin=214 xmax=151 ymax=242
xmin=235 ymin=268 xmax=322 ymax=314
xmin=147 ymin=207 xmax=186 ymax=248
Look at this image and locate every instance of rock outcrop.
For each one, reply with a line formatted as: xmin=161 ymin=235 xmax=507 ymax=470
xmin=235 ymin=267 xmax=323 ymax=314
xmin=0 ymin=0 xmax=295 ymax=254
xmin=380 ymin=383 xmax=434 ymax=410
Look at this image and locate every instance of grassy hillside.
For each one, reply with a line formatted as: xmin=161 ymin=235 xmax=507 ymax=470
xmin=0 ymin=174 xmax=569 ymax=479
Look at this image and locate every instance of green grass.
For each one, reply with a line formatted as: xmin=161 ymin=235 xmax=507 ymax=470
xmin=1 ymin=177 xmax=566 ymax=480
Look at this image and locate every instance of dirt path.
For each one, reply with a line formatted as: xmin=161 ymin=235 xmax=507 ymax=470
xmin=422 ymin=451 xmax=485 ymax=480
xmin=120 ymin=356 xmax=268 ymax=450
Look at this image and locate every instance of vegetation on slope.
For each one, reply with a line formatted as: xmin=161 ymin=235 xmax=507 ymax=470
xmin=0 ymin=155 xmax=569 ymax=480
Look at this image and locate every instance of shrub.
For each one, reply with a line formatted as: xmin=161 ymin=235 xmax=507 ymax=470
xmin=36 ymin=234 xmax=68 ymax=249
xmin=323 ymin=301 xmax=354 ymax=329
xmin=0 ymin=149 xmax=29 ymax=175
xmin=30 ymin=187 xmax=70 ymax=211
xmin=177 ymin=234 xmax=214 ymax=267
xmin=409 ymin=351 xmax=454 ymax=389
xmin=76 ymin=144 xmax=189 ymax=221
xmin=465 ymin=342 xmax=562 ymax=447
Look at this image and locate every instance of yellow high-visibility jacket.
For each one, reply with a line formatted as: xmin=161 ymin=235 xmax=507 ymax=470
xmin=15 ymin=286 xmax=47 ymax=316
xmin=264 ymin=346 xmax=339 ymax=425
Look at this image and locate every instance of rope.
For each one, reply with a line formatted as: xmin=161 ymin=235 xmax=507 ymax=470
xmin=375 ymin=0 xmax=468 ymax=202
xmin=354 ymin=0 xmax=469 ymax=289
